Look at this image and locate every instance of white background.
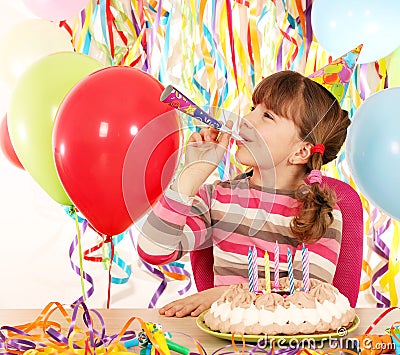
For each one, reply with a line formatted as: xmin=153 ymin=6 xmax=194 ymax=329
xmin=0 ymin=0 xmax=195 ymax=309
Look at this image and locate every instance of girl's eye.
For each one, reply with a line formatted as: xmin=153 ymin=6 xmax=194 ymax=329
xmin=250 ymin=106 xmax=255 ymax=111
xmin=264 ymin=112 xmax=274 ymax=119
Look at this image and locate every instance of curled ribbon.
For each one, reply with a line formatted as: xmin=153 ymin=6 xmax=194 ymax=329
xmin=127 ymin=229 xmax=192 ymax=307
xmin=0 ymin=301 xmax=198 ymax=355
xmin=64 ymin=207 xmax=94 ymax=305
xmin=370 ymin=210 xmax=391 ymax=307
xmin=139 ymin=259 xmax=192 ymax=308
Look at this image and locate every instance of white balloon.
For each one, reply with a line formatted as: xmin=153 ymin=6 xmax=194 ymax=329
xmin=0 ymin=19 xmax=74 ymax=88
xmin=22 ymin=0 xmax=89 ymax=22
xmin=0 ymin=0 xmax=38 ymax=33
xmin=311 ymin=0 xmax=400 ymax=63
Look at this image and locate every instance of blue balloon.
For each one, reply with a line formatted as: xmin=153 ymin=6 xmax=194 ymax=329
xmin=311 ymin=0 xmax=400 ymax=64
xmin=347 ymin=87 xmax=400 ymax=220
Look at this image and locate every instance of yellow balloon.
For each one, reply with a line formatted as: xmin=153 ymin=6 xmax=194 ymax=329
xmin=0 ymin=19 xmax=74 ymax=89
xmin=387 ymin=45 xmax=400 ymax=87
xmin=8 ymin=52 xmax=103 ymax=205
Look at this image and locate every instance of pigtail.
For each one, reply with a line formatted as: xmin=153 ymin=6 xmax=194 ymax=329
xmin=290 ymin=145 xmax=337 ymax=243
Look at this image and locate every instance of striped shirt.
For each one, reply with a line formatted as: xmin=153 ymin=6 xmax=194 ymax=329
xmin=138 ymin=175 xmax=343 ymax=285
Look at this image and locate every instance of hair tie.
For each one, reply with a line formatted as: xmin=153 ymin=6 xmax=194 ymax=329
xmin=310 ymin=144 xmax=325 ymax=156
xmin=309 ymin=170 xmax=323 ymax=185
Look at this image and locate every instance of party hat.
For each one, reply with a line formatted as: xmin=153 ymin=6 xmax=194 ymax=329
xmin=308 ymin=44 xmax=363 ymax=104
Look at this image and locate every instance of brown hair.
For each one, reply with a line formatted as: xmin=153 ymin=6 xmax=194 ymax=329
xmin=252 ymin=70 xmax=351 ymax=243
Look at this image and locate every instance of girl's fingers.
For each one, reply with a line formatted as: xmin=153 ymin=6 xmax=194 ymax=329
xmin=175 ymin=304 xmax=196 ymax=318
xmin=188 ymin=132 xmax=203 ymax=144
xmin=159 ymin=299 xmax=181 ymax=315
xmin=175 ymin=298 xmax=205 ymax=317
xmin=202 ymin=120 xmax=234 ymax=143
xmin=188 ymin=120 xmax=235 ymax=147
xmin=217 ymin=120 xmax=234 ymax=147
xmin=190 ymin=304 xmax=207 ymax=317
xmin=200 ymin=127 xmax=218 ymax=141
xmin=164 ymin=304 xmax=185 ymax=317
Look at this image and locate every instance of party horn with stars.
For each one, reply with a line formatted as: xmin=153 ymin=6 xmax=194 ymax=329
xmin=160 ymin=85 xmax=243 ymax=141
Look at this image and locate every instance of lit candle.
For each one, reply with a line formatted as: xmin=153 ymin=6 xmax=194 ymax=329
xmin=302 ymin=243 xmax=310 ymax=292
xmin=252 ymin=245 xmax=259 ymax=292
xmin=287 ymin=248 xmax=295 ymax=295
xmin=264 ymin=251 xmax=271 ymax=293
xmin=274 ymin=241 xmax=280 ymax=290
xmin=248 ymin=246 xmax=255 ymax=292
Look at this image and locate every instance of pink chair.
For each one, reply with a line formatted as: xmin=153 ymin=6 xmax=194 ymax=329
xmin=190 ymin=176 xmax=364 ymax=307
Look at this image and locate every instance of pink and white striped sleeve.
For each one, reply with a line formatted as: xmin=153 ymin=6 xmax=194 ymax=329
xmin=137 ymin=184 xmax=214 ymax=265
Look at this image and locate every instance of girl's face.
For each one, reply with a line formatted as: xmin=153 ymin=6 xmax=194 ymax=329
xmin=236 ymin=103 xmax=302 ymax=170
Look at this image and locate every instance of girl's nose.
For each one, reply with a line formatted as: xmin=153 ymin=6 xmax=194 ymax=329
xmin=240 ymin=114 xmax=253 ymax=128
xmin=235 ymin=115 xmax=243 ymax=127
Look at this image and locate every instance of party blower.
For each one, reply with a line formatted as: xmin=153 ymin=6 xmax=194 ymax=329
xmin=160 ymin=85 xmax=243 ymax=141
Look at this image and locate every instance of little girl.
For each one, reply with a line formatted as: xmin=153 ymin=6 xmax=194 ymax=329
xmin=137 ymin=70 xmax=351 ymax=317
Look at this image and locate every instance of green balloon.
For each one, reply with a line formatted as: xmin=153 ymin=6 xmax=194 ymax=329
xmin=8 ymin=52 xmax=103 ymax=205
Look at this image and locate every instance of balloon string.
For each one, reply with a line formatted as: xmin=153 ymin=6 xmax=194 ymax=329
xmin=65 ymin=207 xmax=95 ymax=305
xmin=109 ymin=232 xmax=133 ymax=284
xmin=72 ymin=206 xmax=86 ymax=301
xmin=69 ymin=223 xmax=95 ymax=306
xmin=107 ymin=237 xmax=115 ymax=309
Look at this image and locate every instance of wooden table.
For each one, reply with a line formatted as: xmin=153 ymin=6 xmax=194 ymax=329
xmin=1 ymin=308 xmax=399 ymax=353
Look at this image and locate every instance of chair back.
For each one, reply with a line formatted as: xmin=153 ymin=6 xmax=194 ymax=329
xmin=190 ymin=176 xmax=364 ymax=307
xmin=324 ymin=176 xmax=363 ymax=307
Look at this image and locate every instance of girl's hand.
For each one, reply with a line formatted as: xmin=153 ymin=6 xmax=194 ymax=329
xmin=185 ymin=120 xmax=233 ymax=169
xmin=159 ymin=286 xmax=229 ymax=317
xmin=171 ymin=121 xmax=233 ymax=196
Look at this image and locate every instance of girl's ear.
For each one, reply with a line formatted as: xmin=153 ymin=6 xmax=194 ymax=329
xmin=289 ymin=141 xmax=313 ymax=165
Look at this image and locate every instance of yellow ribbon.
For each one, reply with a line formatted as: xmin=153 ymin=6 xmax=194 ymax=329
xmin=123 ymin=27 xmax=145 ymax=65
xmin=75 ymin=0 xmax=94 ymax=53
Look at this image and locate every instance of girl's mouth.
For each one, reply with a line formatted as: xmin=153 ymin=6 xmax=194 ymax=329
xmin=238 ymin=134 xmax=251 ymax=143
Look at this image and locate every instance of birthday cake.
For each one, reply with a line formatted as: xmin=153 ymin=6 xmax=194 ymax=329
xmin=203 ymin=277 xmax=356 ymax=335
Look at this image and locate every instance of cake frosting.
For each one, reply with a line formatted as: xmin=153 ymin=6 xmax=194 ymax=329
xmin=203 ymin=277 xmax=356 ymax=335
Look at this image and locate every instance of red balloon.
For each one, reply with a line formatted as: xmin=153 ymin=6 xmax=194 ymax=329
xmin=0 ymin=114 xmax=24 ymax=169
xmin=53 ymin=67 xmax=181 ymax=236
xmin=122 ymin=111 xmax=182 ymax=226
